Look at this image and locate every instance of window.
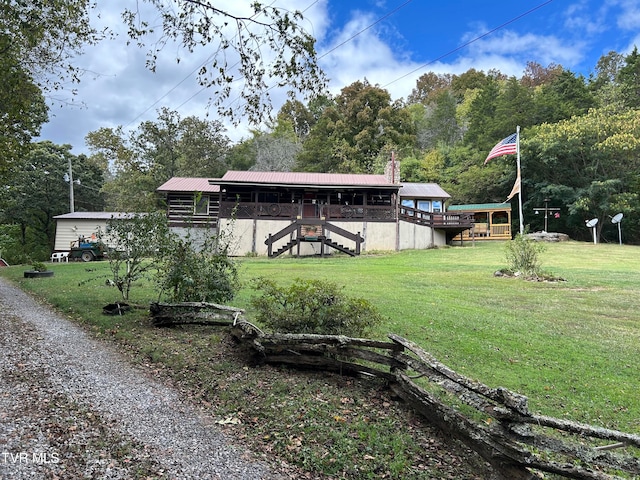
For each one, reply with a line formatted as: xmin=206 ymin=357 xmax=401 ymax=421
xmin=432 ymin=201 xmax=442 ymax=213
xmin=417 ymin=200 xmax=431 ymax=212
xmin=194 ymin=195 xmax=209 ymax=215
xmin=401 ymin=199 xmax=415 ymax=208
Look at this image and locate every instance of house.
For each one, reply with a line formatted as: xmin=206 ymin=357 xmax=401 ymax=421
xmin=52 ymin=212 xmax=131 ymax=252
xmin=157 ymin=169 xmax=473 ymax=257
xmin=447 ymin=203 xmax=512 ymax=241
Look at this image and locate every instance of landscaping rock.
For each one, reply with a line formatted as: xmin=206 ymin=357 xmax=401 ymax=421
xmin=525 ymin=231 xmax=570 ymax=242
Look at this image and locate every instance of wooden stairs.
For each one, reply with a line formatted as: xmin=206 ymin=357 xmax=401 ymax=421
xmin=266 ymin=221 xmax=363 ymax=258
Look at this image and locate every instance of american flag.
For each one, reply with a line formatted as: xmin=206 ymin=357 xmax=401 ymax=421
xmin=484 ymin=132 xmax=518 ymax=164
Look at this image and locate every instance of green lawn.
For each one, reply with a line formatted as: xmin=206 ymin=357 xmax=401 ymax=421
xmin=229 ymin=242 xmax=640 ymax=432
xmin=3 ymin=240 xmax=639 ymax=476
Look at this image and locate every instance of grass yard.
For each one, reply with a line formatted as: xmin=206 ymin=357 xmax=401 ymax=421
xmin=2 ymin=240 xmax=639 ymax=477
xmin=231 ymin=241 xmax=640 ymax=432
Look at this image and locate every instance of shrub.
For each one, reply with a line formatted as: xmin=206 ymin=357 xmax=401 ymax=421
xmin=504 ymin=233 xmax=545 ymax=277
xmin=156 ymin=228 xmax=239 ymax=304
xmin=250 ymin=277 xmax=384 ymax=337
xmin=31 ymin=261 xmax=48 ymax=272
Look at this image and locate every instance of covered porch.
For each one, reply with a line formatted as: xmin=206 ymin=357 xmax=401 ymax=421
xmin=447 ymin=203 xmax=513 ymax=241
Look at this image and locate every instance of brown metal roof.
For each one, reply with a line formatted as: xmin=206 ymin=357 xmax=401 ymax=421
xmin=216 ymin=171 xmax=397 ymax=189
xmin=157 ymin=177 xmax=221 ymax=193
xmin=399 ymin=183 xmax=451 ymax=199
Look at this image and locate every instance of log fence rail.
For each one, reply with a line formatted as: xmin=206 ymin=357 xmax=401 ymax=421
xmin=150 ymin=302 xmax=640 ymax=480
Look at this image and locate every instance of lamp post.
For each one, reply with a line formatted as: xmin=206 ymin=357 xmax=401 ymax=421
xmin=533 ymin=197 xmax=560 ymax=232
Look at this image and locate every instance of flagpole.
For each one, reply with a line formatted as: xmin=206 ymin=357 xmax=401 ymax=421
xmin=516 ymin=125 xmax=524 ymax=235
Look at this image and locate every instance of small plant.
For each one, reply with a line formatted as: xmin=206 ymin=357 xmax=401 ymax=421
xmin=106 ymin=212 xmax=170 ymax=301
xmin=31 ymin=261 xmax=48 ymax=272
xmin=504 ymin=232 xmax=545 ymax=277
xmin=250 ymin=277 xmax=384 ymax=337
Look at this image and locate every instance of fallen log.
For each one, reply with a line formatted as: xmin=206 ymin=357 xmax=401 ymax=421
xmin=150 ymin=301 xmax=243 ymax=326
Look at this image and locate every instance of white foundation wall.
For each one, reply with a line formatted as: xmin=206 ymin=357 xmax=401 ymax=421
xmin=220 ymin=219 xmax=445 ymax=256
xmin=221 ymin=219 xmax=399 ymax=256
xmin=398 ymin=220 xmax=446 ymax=249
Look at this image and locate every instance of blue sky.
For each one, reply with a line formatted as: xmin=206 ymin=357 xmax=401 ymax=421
xmin=39 ymin=0 xmax=640 ymax=155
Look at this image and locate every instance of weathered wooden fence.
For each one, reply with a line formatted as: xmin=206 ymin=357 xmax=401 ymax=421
xmin=151 ymin=303 xmax=640 ymax=480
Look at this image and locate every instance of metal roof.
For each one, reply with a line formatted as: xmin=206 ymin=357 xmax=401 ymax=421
xmin=215 ymin=171 xmax=398 ymax=189
xmin=157 ymin=177 xmax=221 ymax=193
xmin=448 ymin=203 xmax=512 ymax=211
xmin=399 ymin=183 xmax=451 ymax=199
xmin=53 ymin=212 xmax=136 ymax=220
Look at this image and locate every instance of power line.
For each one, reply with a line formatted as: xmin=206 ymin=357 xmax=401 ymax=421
xmin=126 ymin=0 xmax=555 ymax=129
xmin=383 ymin=0 xmax=555 ymax=89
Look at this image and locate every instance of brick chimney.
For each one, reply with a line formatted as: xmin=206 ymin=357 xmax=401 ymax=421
xmin=384 ymin=151 xmax=400 ymax=184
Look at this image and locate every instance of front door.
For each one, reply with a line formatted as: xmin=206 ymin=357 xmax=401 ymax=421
xmin=302 ymin=194 xmax=319 ymax=218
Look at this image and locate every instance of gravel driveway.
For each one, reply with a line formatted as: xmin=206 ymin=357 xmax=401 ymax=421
xmin=0 ymin=278 xmax=284 ymax=479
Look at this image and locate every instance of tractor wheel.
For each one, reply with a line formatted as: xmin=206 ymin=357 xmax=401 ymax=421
xmin=81 ymin=251 xmax=94 ymax=262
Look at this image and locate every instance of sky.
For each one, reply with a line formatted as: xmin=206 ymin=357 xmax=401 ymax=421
xmin=38 ymin=0 xmax=640 ymax=156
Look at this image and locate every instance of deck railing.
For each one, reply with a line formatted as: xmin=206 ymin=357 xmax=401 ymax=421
xmin=399 ymin=206 xmax=474 ymax=229
xmin=219 ymin=201 xmax=396 ymax=221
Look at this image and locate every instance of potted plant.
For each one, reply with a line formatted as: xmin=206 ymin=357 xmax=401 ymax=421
xmin=24 ymin=261 xmax=54 ymax=278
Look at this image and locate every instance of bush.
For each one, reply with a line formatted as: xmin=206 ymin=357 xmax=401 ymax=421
xmin=156 ymin=230 xmax=239 ymax=304
xmin=154 ymin=216 xmax=239 ymax=304
xmin=504 ymin=233 xmax=545 ymax=277
xmin=250 ymin=277 xmax=384 ymax=337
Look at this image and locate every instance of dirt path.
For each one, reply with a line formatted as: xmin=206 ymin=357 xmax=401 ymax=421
xmin=0 ymin=278 xmax=286 ymax=479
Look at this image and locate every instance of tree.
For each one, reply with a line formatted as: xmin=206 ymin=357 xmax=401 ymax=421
xmin=1 ymin=0 xmax=103 ymax=94
xmin=0 ymin=141 xmax=104 ymax=260
xmin=123 ymin=1 xmax=327 ymax=124
xmin=521 ymin=61 xmax=562 ymax=88
xmin=418 ymin=89 xmax=463 ymax=149
xmin=105 ymin=212 xmax=170 ymax=301
xmin=617 ymin=46 xmax=640 ymax=109
xmin=532 ymin=70 xmax=595 ymax=124
xmin=86 ymin=109 xmax=231 ymax=211
xmin=464 ymin=76 xmax=501 ymax=150
xmin=589 ymin=51 xmax=626 ymax=110
xmin=276 ymin=99 xmax=317 ymax=142
xmin=0 ymin=58 xmax=47 ymax=173
xmin=407 ymin=72 xmax=452 ymax=105
xmin=250 ymin=126 xmax=301 ymax=172
xmin=525 ymin=107 xmax=640 ymax=242
xmin=296 ymin=80 xmax=415 ymax=173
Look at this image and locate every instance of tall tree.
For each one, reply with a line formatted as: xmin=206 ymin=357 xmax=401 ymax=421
xmin=521 ymin=61 xmax=562 ymax=88
xmin=416 ymin=90 xmax=462 ymax=149
xmin=617 ymin=46 xmax=640 ymax=109
xmin=86 ymin=109 xmax=230 ymax=211
xmin=1 ymin=0 xmax=101 ymax=171
xmin=532 ymin=70 xmax=595 ymax=124
xmin=407 ymin=72 xmax=452 ymax=105
xmin=297 ymin=80 xmax=414 ymax=173
xmin=0 ymin=142 xmax=104 ymax=258
xmin=590 ymin=51 xmax=626 ymax=109
xmin=464 ymin=76 xmax=501 ymax=150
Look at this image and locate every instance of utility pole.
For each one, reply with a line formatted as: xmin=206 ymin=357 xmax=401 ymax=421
xmin=63 ymin=157 xmax=79 ymax=213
